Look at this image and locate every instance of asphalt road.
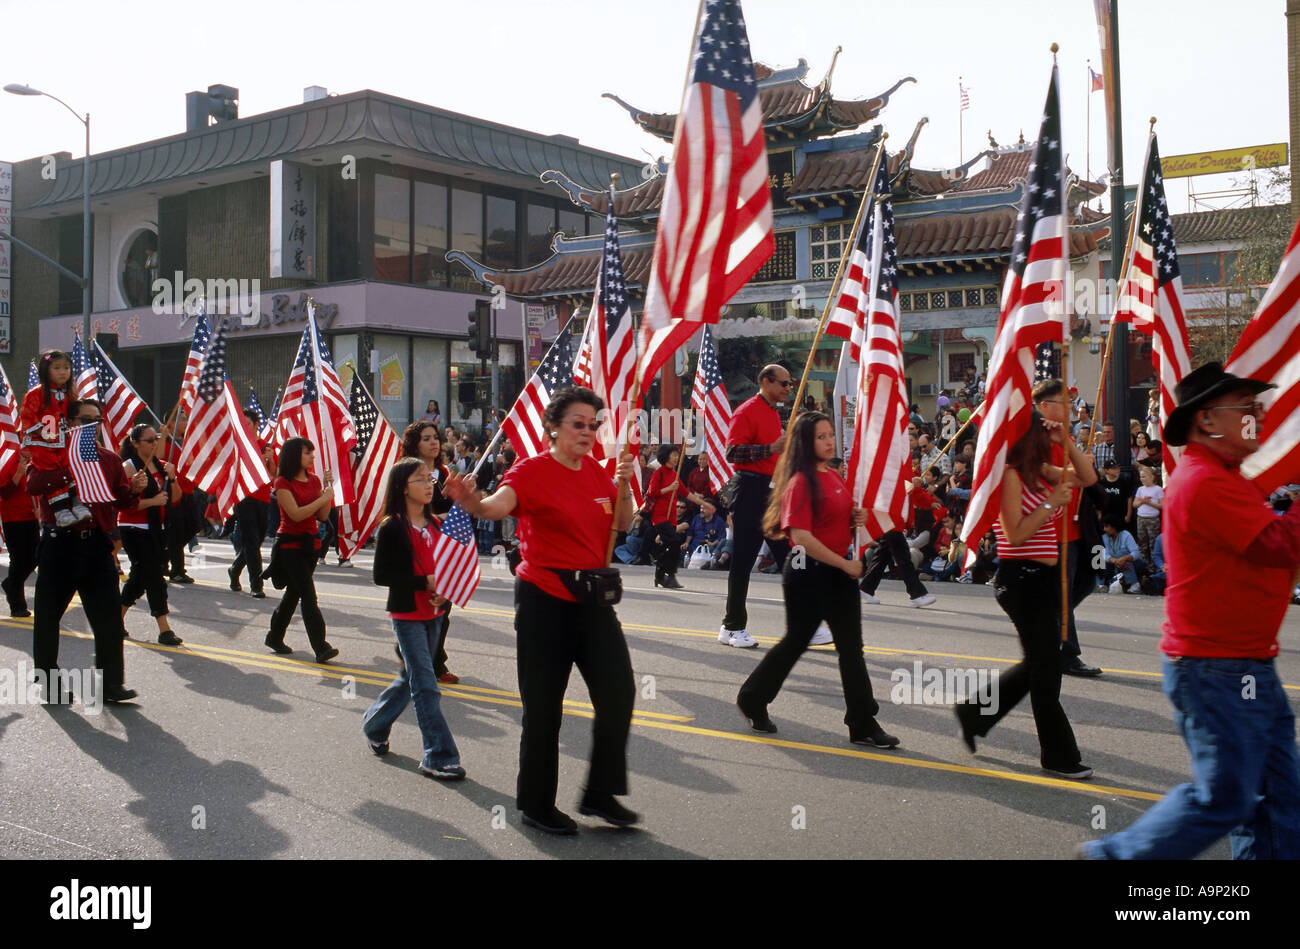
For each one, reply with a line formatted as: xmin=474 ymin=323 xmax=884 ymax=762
xmin=1 ymin=539 xmax=1296 ymax=861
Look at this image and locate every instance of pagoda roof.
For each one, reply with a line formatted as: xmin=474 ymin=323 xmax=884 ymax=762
xmin=603 ymin=53 xmax=915 ymax=143
xmin=896 ymin=206 xmax=1109 ymax=269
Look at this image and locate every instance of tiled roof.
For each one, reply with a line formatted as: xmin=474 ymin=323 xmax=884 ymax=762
xmin=1170 ymin=204 xmax=1291 ymax=244
xmin=899 ymin=207 xmax=1107 ymax=260
xmin=474 ymin=245 xmax=654 ymax=300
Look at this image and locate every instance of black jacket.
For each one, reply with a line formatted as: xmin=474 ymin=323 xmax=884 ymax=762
xmin=372 ymin=516 xmax=433 ymax=614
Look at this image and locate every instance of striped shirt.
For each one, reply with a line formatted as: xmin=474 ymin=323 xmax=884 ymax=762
xmin=993 ymin=477 xmax=1062 ymax=561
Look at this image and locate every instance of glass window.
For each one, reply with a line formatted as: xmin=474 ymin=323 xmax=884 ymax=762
xmin=526 ymin=202 xmax=556 ymax=266
xmin=372 ymin=334 xmax=412 ymax=430
xmin=450 ymin=186 xmax=482 ymax=290
xmin=1222 ymin=251 xmax=1239 ymax=283
xmin=414 ymin=180 xmax=448 ymax=287
xmin=412 ymin=337 xmax=448 ymax=430
xmin=1177 ymin=254 xmax=1198 ymax=283
xmin=485 ymin=194 xmax=518 ymax=272
xmin=374 ymin=174 xmax=410 ymax=282
xmin=558 ymin=209 xmax=585 ymax=240
xmin=1197 ymin=254 xmax=1222 ymax=286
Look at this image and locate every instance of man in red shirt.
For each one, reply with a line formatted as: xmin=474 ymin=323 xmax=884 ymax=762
xmin=1084 ymin=362 xmax=1300 ymax=859
xmin=719 ymin=365 xmax=791 ymax=648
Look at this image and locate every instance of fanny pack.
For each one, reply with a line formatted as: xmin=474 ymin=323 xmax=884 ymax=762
xmin=547 ymin=566 xmax=623 ymax=606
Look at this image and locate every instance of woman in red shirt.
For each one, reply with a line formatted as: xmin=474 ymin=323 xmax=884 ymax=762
xmin=445 ymin=386 xmax=636 ymax=836
xmin=400 ymin=420 xmax=458 ymax=683
xmin=119 ymin=424 xmax=182 ymax=645
xmin=266 ymin=436 xmax=338 ymax=663
xmin=955 ymin=412 xmax=1092 ymax=779
xmin=363 ymin=457 xmax=464 ymax=779
xmin=643 ymin=443 xmax=703 ymax=590
xmin=0 ymin=454 xmax=38 ymax=617
xmin=736 ymin=411 xmax=899 ymax=748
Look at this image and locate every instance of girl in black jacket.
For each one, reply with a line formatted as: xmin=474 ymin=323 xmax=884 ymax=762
xmin=361 ymin=457 xmax=464 ymax=780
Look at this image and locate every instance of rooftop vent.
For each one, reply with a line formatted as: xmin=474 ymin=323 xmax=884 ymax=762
xmin=186 ymin=84 xmax=239 ymax=132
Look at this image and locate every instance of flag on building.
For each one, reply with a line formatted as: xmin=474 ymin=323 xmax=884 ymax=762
xmin=843 ymin=158 xmax=912 ymax=541
xmin=431 ymin=502 xmax=481 ymax=608
xmin=826 ymin=144 xmax=887 ymax=360
xmin=70 ymin=335 xmax=97 ymax=402
xmin=27 ymin=361 xmax=38 ymax=393
xmin=0 ymin=365 xmax=24 ymax=487
xmin=1113 ymin=133 xmax=1191 ymax=471
xmin=178 ymin=313 xmax=212 ymax=418
xmin=68 ymin=423 xmax=115 ymax=504
xmin=1227 ymin=216 xmax=1300 ymax=492
xmin=960 ymin=64 xmax=1069 ymax=565
xmin=501 ymin=324 xmax=577 ymax=458
xmin=91 ymin=342 xmax=149 ymax=449
xmin=278 ymin=303 xmax=357 ymax=505
xmin=260 ymin=389 xmax=282 ymax=444
xmin=637 ymin=0 xmax=774 ymax=391
xmin=1089 ymin=67 xmax=1104 ymax=93
xmin=177 ymin=319 xmax=272 ymax=518
xmin=339 ymin=376 xmax=402 ymax=559
xmin=960 ymin=83 xmax=971 ymax=111
xmin=689 ymin=325 xmax=736 ymax=495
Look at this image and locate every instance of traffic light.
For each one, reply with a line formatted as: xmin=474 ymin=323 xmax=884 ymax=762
xmin=466 ymin=300 xmax=492 ymax=355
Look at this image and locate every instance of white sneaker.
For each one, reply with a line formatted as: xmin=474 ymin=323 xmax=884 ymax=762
xmin=957 ymin=574 xmax=973 ymax=584
xmin=861 ymin=593 xmax=882 ymax=604
xmin=1108 ymin=579 xmax=1122 ymax=595
xmin=338 ymin=558 xmax=354 ymax=568
xmin=909 ymin=594 xmax=937 ymax=608
xmin=720 ymin=628 xmax=758 ymax=649
xmin=1127 ymin=582 xmax=1142 ymax=594
xmin=809 ymin=623 xmax=833 ymax=646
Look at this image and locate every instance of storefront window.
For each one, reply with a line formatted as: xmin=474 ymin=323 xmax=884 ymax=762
xmin=412 ymin=337 xmax=448 ymax=430
xmin=485 ymin=194 xmax=517 ymax=272
xmin=414 ymin=180 xmax=448 ymax=287
xmin=526 ymin=201 xmax=556 ymax=265
xmin=374 ymin=174 xmax=410 ymax=282
xmin=120 ymin=229 xmax=158 ymax=308
xmin=372 ymin=333 xmax=412 ymax=430
xmin=450 ymin=187 xmax=482 ymax=290
xmin=558 ymin=209 xmax=585 ymax=240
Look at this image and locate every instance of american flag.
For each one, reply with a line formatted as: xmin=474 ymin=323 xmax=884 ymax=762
xmin=431 ymin=502 xmax=481 ymax=607
xmin=70 ymin=335 xmax=97 ymax=402
xmin=587 ymin=196 xmax=641 ymax=461
xmin=338 ymin=376 xmax=402 ymax=559
xmin=960 ymin=65 xmax=1069 ymax=565
xmin=178 ymin=313 xmax=212 ymax=418
xmin=637 ymin=0 xmax=774 ymax=391
xmin=91 ymin=342 xmax=149 ymax=449
xmin=277 ymin=304 xmax=357 ymax=505
xmin=689 ymin=325 xmax=736 ymax=494
xmin=67 ymin=423 xmax=115 ymax=504
xmin=843 ymin=159 xmax=912 ymax=542
xmin=502 ymin=323 xmax=577 ymax=458
xmin=1228 ymin=216 xmax=1300 ymax=492
xmin=0 ymin=365 xmax=24 ymax=486
xmin=1034 ymin=341 xmax=1061 ymax=382
xmin=247 ymin=388 xmax=266 ymax=432
xmin=826 ymin=144 xmax=887 ymax=360
xmin=260 ymin=388 xmax=283 ymax=444
xmin=27 ymin=361 xmax=38 ymax=393
xmin=1113 ymin=134 xmax=1191 ymax=471
xmin=1089 ymin=67 xmax=1104 ymax=93
xmin=960 ymin=83 xmax=971 ymax=112
xmin=176 ymin=318 xmax=272 ymax=518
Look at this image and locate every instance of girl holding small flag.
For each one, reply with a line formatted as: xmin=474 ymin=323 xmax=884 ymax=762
xmin=20 ymin=350 xmax=93 ymax=528
xmin=401 ymin=420 xmax=458 ymax=683
xmin=363 ymin=456 xmax=464 ymax=780
xmin=445 ymin=386 xmax=638 ymax=835
xmin=118 ymin=424 xmax=183 ymax=646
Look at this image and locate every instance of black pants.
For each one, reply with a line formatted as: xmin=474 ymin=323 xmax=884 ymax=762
xmin=860 ymin=531 xmax=929 ymax=598
xmin=32 ymin=527 xmax=126 ymax=689
xmin=120 ymin=527 xmax=169 ymax=617
xmin=959 ymin=560 xmax=1082 ymax=769
xmin=1061 ymin=538 xmax=1095 ymax=662
xmin=514 ymin=578 xmax=635 ymax=813
xmin=1 ymin=518 xmax=39 ymax=613
xmin=647 ymin=521 xmax=682 ymax=576
xmin=166 ymin=493 xmax=199 ymax=575
xmin=723 ymin=472 xmax=789 ymax=631
xmin=269 ymin=542 xmax=328 ymax=653
xmin=231 ymin=497 xmax=269 ymax=593
xmin=434 ymin=609 xmax=452 ymax=677
xmin=739 ymin=558 xmax=881 ymax=733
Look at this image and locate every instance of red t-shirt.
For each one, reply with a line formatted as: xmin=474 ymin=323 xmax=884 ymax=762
xmin=0 ymin=475 xmax=36 ymax=523
xmin=645 ymin=465 xmax=688 ymax=524
xmin=1049 ymin=443 xmax=1083 ymax=543
xmin=390 ymin=521 xmax=447 ymax=621
xmin=118 ymin=464 xmax=166 ymax=527
xmin=1160 ymin=444 xmax=1290 ymax=658
xmin=503 ymin=453 xmax=617 ymax=602
xmin=780 ymin=469 xmax=852 ymax=555
xmin=727 ymin=394 xmax=783 ymax=476
xmin=275 ymin=474 xmax=324 ymax=543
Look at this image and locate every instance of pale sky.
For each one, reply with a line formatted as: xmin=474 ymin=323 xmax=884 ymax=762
xmin=0 ymin=0 xmax=1290 ymax=212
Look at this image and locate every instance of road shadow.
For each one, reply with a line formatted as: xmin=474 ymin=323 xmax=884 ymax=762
xmin=159 ymin=649 xmax=294 ymax=715
xmin=352 ymin=798 xmax=496 ymax=859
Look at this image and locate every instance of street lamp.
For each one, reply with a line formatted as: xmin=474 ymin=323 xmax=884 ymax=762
xmin=5 ymin=82 xmax=92 ymax=345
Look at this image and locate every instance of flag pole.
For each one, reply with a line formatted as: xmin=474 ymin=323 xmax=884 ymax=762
xmin=604 ymin=172 xmax=641 ymax=565
xmin=790 ymin=133 xmax=889 ymax=422
xmin=1052 ymin=40 xmax=1070 ymax=645
xmin=305 ymin=297 xmax=333 ymax=489
xmin=958 ymin=76 xmax=963 ymax=163
xmin=92 ymin=340 xmax=164 ymax=430
xmin=1086 ymin=61 xmax=1092 ymax=212
xmin=917 ymin=400 xmax=986 ymax=482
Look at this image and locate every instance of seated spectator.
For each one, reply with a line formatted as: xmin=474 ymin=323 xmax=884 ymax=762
xmin=1101 ymin=514 xmax=1145 ymax=593
xmin=685 ymin=501 xmax=727 ymax=568
xmin=928 ymin=514 xmax=967 ymax=582
xmin=614 ymin=513 xmax=649 ymax=565
xmin=1145 ymin=533 xmax=1167 ymax=596
xmin=947 ymin=458 xmax=972 ymax=517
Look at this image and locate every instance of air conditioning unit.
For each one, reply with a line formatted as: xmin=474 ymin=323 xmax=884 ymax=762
xmin=918 ymin=383 xmax=937 ymax=397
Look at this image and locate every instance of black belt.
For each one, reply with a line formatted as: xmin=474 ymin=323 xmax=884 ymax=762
xmin=42 ymin=525 xmax=99 ymax=541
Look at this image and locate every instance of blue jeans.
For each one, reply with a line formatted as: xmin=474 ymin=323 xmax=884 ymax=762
xmin=1109 ymin=557 xmax=1145 ymax=586
xmin=363 ymin=616 xmax=461 ymax=770
xmin=1087 ymin=656 xmax=1300 ymax=859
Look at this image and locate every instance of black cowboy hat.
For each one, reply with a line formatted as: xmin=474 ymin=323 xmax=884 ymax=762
xmin=1164 ymin=362 xmax=1274 ymax=447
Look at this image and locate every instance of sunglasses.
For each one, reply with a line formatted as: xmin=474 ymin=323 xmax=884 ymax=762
xmin=775 ymin=379 xmax=794 ymax=388
xmin=565 ymin=419 xmax=602 ymax=433
xmin=76 ymin=416 xmax=101 ymax=425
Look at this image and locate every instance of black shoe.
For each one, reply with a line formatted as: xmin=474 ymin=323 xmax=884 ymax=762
xmin=418 ymin=762 xmax=467 ymax=781
xmin=9 ymin=606 xmax=30 ymax=618
xmin=366 ymin=736 xmax=389 ymax=756
xmin=265 ymin=634 xmax=293 ymax=655
xmin=315 ymin=646 xmax=340 ymax=664
xmin=170 ymin=573 xmax=195 ymax=584
xmin=521 ymin=808 xmax=578 ymax=835
xmin=736 ymin=696 xmax=777 ymax=734
xmin=158 ymin=631 xmax=183 ymax=647
xmin=1062 ymin=659 xmax=1103 ymax=678
xmin=656 ymin=572 xmax=683 ymax=590
xmin=850 ymin=726 xmax=900 ymax=748
xmin=955 ymin=705 xmax=978 ymax=754
xmin=104 ymin=685 xmax=138 ymax=704
xmin=250 ymin=590 xmax=266 ymax=599
xmin=1043 ymin=762 xmax=1094 ymax=780
xmin=578 ymin=790 xmax=639 ymax=827
xmin=228 ymin=567 xmax=241 ymax=592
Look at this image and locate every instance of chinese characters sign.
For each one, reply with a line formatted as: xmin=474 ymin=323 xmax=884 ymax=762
xmin=269 ymin=160 xmax=316 ymax=279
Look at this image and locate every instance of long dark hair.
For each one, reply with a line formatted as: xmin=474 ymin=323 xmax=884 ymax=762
xmin=762 ymin=411 xmax=829 ymax=540
xmin=380 ymin=457 xmax=434 ymax=531
xmin=278 ymin=436 xmax=314 ymax=479
xmin=402 ymin=420 xmax=449 ymax=483
xmin=37 ymin=349 xmax=73 ymax=409
xmin=120 ymin=423 xmax=162 ymax=475
xmin=1006 ymin=411 xmax=1053 ymax=490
